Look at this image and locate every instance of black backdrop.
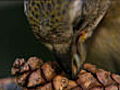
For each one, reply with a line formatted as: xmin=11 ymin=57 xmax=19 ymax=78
xmin=0 ymin=1 xmax=54 ymax=78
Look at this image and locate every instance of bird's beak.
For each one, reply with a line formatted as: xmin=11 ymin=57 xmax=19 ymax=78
xmin=54 ymin=42 xmax=86 ymax=78
xmin=53 ymin=34 xmax=86 ymax=78
xmin=71 ymin=37 xmax=86 ymax=77
xmin=72 ymin=53 xmax=81 ymax=76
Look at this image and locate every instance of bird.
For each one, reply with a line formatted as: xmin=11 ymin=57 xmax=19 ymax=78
xmin=24 ymin=0 xmax=111 ymax=78
xmin=86 ymin=0 xmax=120 ymax=74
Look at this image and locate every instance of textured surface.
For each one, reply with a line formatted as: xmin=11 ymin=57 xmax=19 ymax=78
xmin=24 ymin=0 xmax=73 ymax=43
xmin=11 ymin=57 xmax=120 ymax=90
xmin=24 ymin=0 xmax=110 ymax=43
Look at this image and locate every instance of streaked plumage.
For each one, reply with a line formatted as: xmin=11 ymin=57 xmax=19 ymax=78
xmin=24 ymin=0 xmax=111 ymax=77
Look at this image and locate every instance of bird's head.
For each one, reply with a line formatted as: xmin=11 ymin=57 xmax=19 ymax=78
xmin=24 ymin=0 xmax=85 ymax=78
xmin=41 ymin=23 xmax=86 ymax=78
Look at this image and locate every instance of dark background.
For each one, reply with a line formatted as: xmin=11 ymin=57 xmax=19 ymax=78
xmin=0 ymin=1 xmax=54 ymax=78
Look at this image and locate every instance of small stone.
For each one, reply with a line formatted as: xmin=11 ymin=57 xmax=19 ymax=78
xmin=96 ymin=69 xmax=115 ymax=86
xmin=11 ymin=68 xmax=20 ymax=75
xmin=12 ymin=63 xmax=30 ymax=75
xmin=27 ymin=69 xmax=46 ymax=87
xmin=27 ymin=57 xmax=43 ymax=70
xmin=77 ymin=72 xmax=101 ymax=89
xmin=13 ymin=58 xmax=25 ymax=68
xmin=41 ymin=62 xmax=56 ymax=81
xmin=36 ymin=83 xmax=53 ymax=90
xmin=15 ymin=72 xmax=30 ymax=86
xmin=71 ymin=87 xmax=82 ymax=90
xmin=67 ymin=80 xmax=78 ymax=89
xmin=90 ymin=87 xmax=104 ymax=90
xmin=83 ymin=63 xmax=97 ymax=73
xmin=111 ymin=74 xmax=120 ymax=84
xmin=53 ymin=75 xmax=69 ymax=90
xmin=105 ymin=85 xmax=118 ymax=90
xmin=20 ymin=63 xmax=30 ymax=73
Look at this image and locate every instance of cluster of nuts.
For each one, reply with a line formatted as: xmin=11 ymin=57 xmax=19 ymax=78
xmin=11 ymin=57 xmax=120 ymax=90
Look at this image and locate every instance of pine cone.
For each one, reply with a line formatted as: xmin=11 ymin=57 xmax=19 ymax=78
xmin=11 ymin=57 xmax=120 ymax=90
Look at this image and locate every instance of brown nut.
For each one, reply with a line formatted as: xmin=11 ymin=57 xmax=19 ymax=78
xmin=71 ymin=87 xmax=82 ymax=90
xmin=105 ymin=85 xmax=118 ymax=90
xmin=15 ymin=72 xmax=30 ymax=86
xmin=111 ymin=74 xmax=120 ymax=84
xmin=13 ymin=58 xmax=25 ymax=68
xmin=53 ymin=75 xmax=69 ymax=90
xmin=77 ymin=72 xmax=101 ymax=89
xmin=66 ymin=80 xmax=78 ymax=89
xmin=41 ymin=62 xmax=56 ymax=81
xmin=90 ymin=87 xmax=104 ymax=90
xmin=27 ymin=57 xmax=43 ymax=70
xmin=96 ymin=69 xmax=115 ymax=86
xmin=83 ymin=63 xmax=97 ymax=73
xmin=27 ymin=69 xmax=46 ymax=87
xmin=36 ymin=83 xmax=53 ymax=90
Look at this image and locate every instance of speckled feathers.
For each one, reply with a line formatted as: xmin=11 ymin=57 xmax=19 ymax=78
xmin=24 ymin=0 xmax=75 ymax=44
